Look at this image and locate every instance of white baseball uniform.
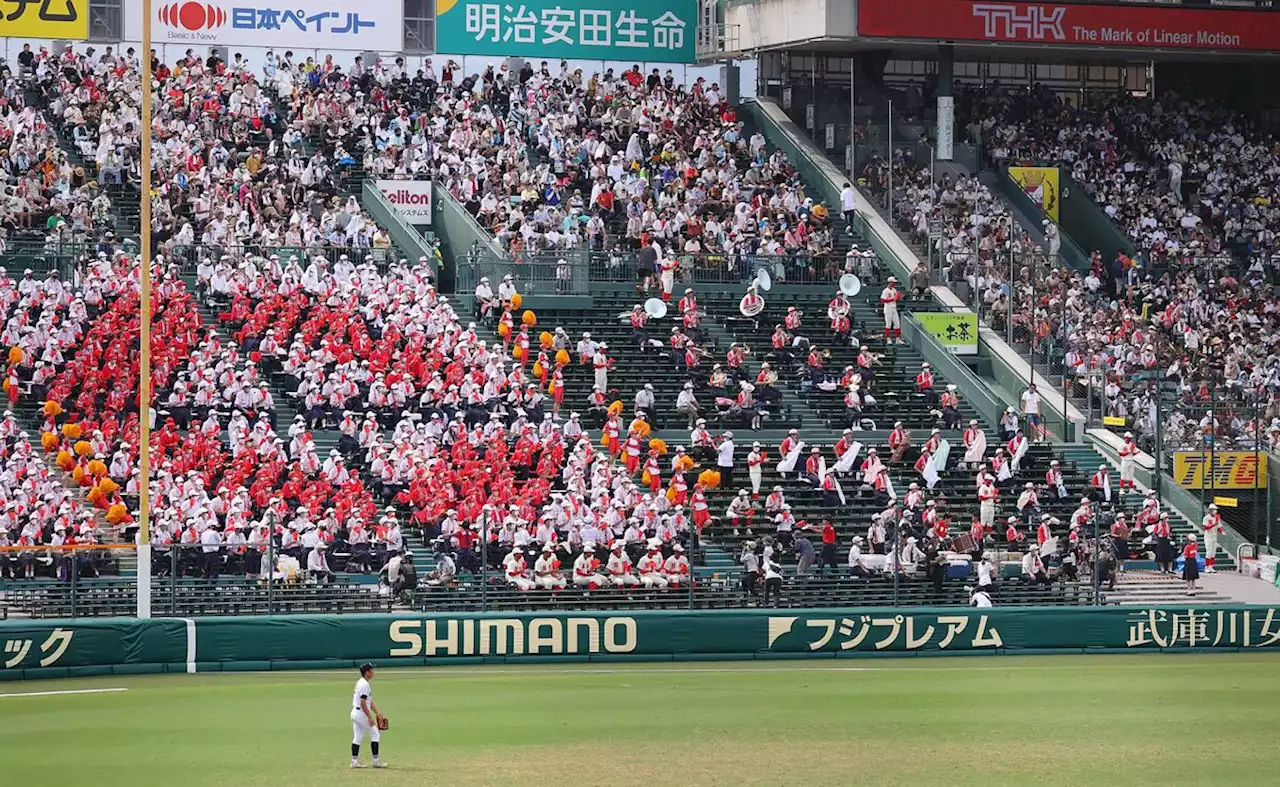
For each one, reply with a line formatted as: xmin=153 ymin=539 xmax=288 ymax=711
xmin=350 ymin=677 xmax=380 ymax=745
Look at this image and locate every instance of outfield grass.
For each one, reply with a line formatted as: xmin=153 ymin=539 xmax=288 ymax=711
xmin=3 ymin=654 xmax=1278 ymax=786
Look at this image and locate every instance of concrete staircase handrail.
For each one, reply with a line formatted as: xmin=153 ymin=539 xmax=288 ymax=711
xmin=746 ymin=97 xmax=1088 ymax=435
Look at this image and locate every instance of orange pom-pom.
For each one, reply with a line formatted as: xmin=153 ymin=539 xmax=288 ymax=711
xmin=630 ymin=419 xmax=651 ymax=438
xmin=87 ymin=459 xmax=107 ymax=478
xmin=674 ymin=455 xmax=695 ymax=472
xmin=532 ymin=361 xmax=544 ymax=379
xmin=106 ymin=503 xmax=129 ymax=525
xmin=74 ymin=440 xmax=92 ymax=457
xmin=512 ymin=345 xmax=525 ymax=361
xmin=539 ymin=331 xmax=553 ymax=348
xmin=522 ymin=310 xmax=537 ymax=326
xmin=41 ymin=432 xmax=58 ymax=452
xmin=648 ymin=438 xmax=668 ymax=455
xmin=497 ymin=322 xmax=511 ymax=338
xmin=71 ymin=465 xmax=86 ymax=484
xmin=56 ymin=449 xmax=74 ymax=471
xmin=607 ymin=400 xmax=624 ymax=417
xmin=510 ymin=293 xmax=523 ymax=310
xmin=45 ymin=400 xmax=64 ymax=418
xmin=98 ymin=477 xmax=119 ymax=495
xmin=7 ymin=347 xmax=22 ymax=365
xmin=61 ymin=422 xmax=80 ymax=440
xmin=555 ymin=349 xmax=570 ymax=366
xmin=697 ymin=469 xmax=723 ymax=489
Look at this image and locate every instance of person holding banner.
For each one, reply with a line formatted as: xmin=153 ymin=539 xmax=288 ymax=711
xmin=1007 ymin=429 xmax=1029 ymax=474
xmin=833 ymin=429 xmax=862 ymax=477
xmin=776 ymin=429 xmax=803 ymax=479
xmin=1045 ymin=459 xmax=1067 ymax=500
xmin=1090 ymin=464 xmax=1113 ymax=504
xmin=962 ymin=420 xmax=987 ymax=469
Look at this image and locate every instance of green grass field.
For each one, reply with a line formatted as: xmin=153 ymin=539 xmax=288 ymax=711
xmin=4 ymin=654 xmax=1279 ymax=786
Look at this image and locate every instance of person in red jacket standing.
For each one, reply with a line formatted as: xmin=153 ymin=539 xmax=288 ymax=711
xmin=818 ymin=520 xmax=838 ymax=575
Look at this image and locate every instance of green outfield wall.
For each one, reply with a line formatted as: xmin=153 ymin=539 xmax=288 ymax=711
xmin=3 ymin=607 xmax=1279 ymax=680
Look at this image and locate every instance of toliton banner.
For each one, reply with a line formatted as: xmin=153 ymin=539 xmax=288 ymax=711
xmin=0 ymin=0 xmax=89 ymax=39
xmin=916 ymin=313 xmax=978 ymax=355
xmin=1174 ymin=451 xmax=1268 ymax=490
xmin=377 ymin=180 xmax=433 ymax=225
xmin=1008 ymin=166 xmax=1060 ymax=224
xmin=436 ymin=0 xmax=697 ymax=64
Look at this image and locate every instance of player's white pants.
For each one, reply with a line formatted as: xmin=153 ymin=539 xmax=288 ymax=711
xmin=507 ymin=575 xmax=536 ymax=591
xmin=882 ymin=304 xmax=900 ymax=330
xmin=640 ymin=572 xmax=668 ymax=589
xmin=537 ymin=575 xmax=567 ymax=590
xmin=611 ymin=573 xmax=641 ymax=587
xmin=749 ymin=467 xmax=762 ymax=495
xmin=665 ymin=574 xmax=685 ymax=587
xmin=980 ymin=500 xmax=995 ymax=529
xmin=594 ymin=369 xmax=608 ymax=391
xmin=1120 ymin=459 xmax=1136 ymax=483
xmin=351 ymin=710 xmax=380 ymax=745
xmin=573 ymin=573 xmax=606 ymax=587
xmin=1204 ymin=530 xmax=1219 ymax=567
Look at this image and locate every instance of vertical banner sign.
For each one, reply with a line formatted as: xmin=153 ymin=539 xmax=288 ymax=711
xmin=377 ymin=180 xmax=434 ymax=225
xmin=0 ymin=0 xmax=89 ymax=39
xmin=915 ymin=313 xmax=978 ymax=355
xmin=805 ymin=103 xmax=815 ymax=130
xmin=782 ymin=87 xmax=793 ymax=110
xmin=936 ymin=95 xmax=955 ymax=161
xmin=125 ymin=0 xmax=404 ymax=51
xmin=436 ymin=0 xmax=698 ymax=64
xmin=824 ymin=123 xmax=835 ymax=150
xmin=1007 ymin=166 xmax=1060 ymax=223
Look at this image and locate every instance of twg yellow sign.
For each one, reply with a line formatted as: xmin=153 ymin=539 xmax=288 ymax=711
xmin=1174 ymin=452 xmax=1268 ymax=490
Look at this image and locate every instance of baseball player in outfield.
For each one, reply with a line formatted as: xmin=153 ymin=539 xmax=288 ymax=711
xmin=351 ymin=661 xmax=388 ymax=769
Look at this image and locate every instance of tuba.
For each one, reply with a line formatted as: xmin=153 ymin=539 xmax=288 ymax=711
xmin=739 ymin=285 xmax=765 ymax=317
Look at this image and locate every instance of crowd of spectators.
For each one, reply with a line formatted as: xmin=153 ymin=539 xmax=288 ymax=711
xmin=277 ymin=56 xmax=851 ymax=282
xmin=951 ymin=83 xmax=1280 ymax=452
xmin=28 ymin=43 xmax=392 ymax=257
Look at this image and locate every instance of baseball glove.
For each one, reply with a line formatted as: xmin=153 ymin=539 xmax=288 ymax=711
xmin=376 ymin=715 xmax=389 ymax=731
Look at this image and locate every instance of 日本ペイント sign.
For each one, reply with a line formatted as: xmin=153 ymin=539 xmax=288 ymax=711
xmin=436 ymin=0 xmax=697 ymax=64
xmin=124 ymin=0 xmax=404 ymax=51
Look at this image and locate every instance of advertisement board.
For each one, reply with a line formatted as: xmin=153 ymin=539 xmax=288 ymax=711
xmin=858 ymin=0 xmax=1280 ymax=52
xmin=436 ymin=0 xmax=697 ymax=64
xmin=125 ymin=0 xmax=404 ymax=52
xmin=1174 ymin=451 xmax=1268 ymax=490
xmin=0 ymin=0 xmax=89 ymax=39
xmin=6 ymin=607 xmax=1280 ymax=680
xmin=915 ymin=313 xmax=978 ymax=355
xmin=377 ymin=180 xmax=433 ymax=225
xmin=1008 ymin=166 xmax=1060 ymax=224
